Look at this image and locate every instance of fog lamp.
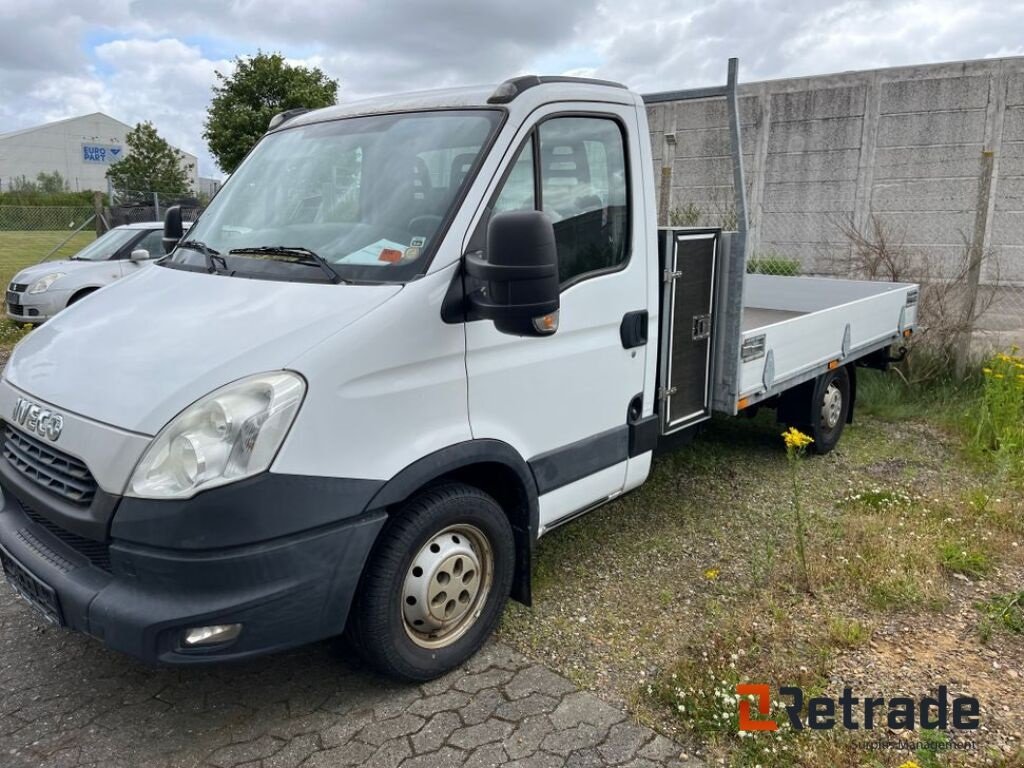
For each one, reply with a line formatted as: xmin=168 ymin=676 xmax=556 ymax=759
xmin=182 ymin=623 xmax=242 ymax=647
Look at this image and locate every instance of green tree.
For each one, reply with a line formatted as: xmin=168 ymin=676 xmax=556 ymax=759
xmin=35 ymin=170 xmax=68 ymax=194
xmin=203 ymin=51 xmax=338 ymax=173
xmin=106 ymin=122 xmax=192 ymax=196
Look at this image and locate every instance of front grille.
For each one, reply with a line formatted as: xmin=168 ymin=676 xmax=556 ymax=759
xmin=9 ymin=283 xmax=28 ymax=293
xmin=20 ymin=503 xmax=111 ymax=572
xmin=3 ymin=426 xmax=97 ymax=506
xmin=7 ymin=304 xmax=22 ymax=315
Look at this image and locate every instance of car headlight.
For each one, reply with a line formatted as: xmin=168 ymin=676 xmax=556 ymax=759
xmin=28 ymin=273 xmax=65 ymax=293
xmin=128 ymin=371 xmax=306 ymax=499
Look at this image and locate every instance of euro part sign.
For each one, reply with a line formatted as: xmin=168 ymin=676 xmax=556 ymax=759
xmin=737 ymin=684 xmax=778 ymax=731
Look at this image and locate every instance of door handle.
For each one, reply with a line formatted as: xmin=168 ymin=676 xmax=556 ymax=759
xmin=620 ymin=310 xmax=648 ymax=349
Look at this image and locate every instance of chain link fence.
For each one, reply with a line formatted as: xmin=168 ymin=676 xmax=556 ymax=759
xmin=0 ymin=206 xmax=100 ymax=286
xmin=109 ymin=187 xmax=204 ymax=226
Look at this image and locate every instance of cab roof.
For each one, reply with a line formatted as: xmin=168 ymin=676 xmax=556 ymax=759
xmin=280 ymin=76 xmax=637 ymax=132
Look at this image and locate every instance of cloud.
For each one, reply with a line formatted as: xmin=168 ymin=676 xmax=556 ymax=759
xmin=1 ymin=0 xmax=1022 ymax=177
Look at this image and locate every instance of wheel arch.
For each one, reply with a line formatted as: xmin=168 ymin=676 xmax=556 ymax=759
xmin=67 ymin=285 xmax=101 ymax=306
xmin=365 ymin=439 xmax=538 ymax=606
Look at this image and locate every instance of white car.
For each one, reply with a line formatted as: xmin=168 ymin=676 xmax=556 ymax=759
xmin=6 ymin=222 xmax=172 ymax=323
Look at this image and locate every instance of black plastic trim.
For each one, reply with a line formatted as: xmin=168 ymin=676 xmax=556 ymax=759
xmin=628 ymin=415 xmax=659 ymax=457
xmin=620 ymin=310 xmax=648 ymax=348
xmin=113 ymin=473 xmax=385 ymax=550
xmin=529 ymin=425 xmax=629 ymax=495
xmin=366 ymin=439 xmax=539 ymax=607
xmin=488 ymin=75 xmax=628 ymax=104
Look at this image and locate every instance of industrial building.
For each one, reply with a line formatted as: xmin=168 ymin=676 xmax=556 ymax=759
xmin=0 ymin=112 xmax=198 ymax=193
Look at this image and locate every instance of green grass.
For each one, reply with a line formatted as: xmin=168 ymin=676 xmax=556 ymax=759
xmin=855 ymin=366 xmax=979 ymax=425
xmin=0 ymin=230 xmax=97 ymax=287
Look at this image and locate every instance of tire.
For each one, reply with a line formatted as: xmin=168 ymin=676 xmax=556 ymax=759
xmin=798 ymin=366 xmax=850 ymax=455
xmin=346 ymin=482 xmax=515 ymax=681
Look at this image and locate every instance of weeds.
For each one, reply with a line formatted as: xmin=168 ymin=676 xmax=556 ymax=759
xmin=938 ymin=541 xmax=992 ymax=579
xmin=748 ymin=256 xmax=801 ymax=276
xmin=782 ymin=427 xmax=814 ymax=594
xmin=0 ymin=318 xmax=33 ymax=350
xmin=978 ymin=591 xmax=1024 ymax=636
xmin=972 ymin=347 xmax=1024 ymax=478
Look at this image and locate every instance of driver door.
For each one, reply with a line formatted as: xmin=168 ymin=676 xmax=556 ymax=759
xmin=465 ymin=106 xmax=648 ymax=532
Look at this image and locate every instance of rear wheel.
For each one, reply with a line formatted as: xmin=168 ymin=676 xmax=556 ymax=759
xmin=798 ymin=367 xmax=850 ymax=455
xmin=346 ymin=482 xmax=514 ymax=681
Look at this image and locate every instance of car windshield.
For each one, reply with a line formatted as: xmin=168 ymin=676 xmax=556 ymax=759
xmin=166 ymin=109 xmax=503 ymax=283
xmin=71 ymin=228 xmax=142 ymax=261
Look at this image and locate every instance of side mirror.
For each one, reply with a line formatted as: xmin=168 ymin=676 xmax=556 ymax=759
xmin=464 ymin=210 xmax=560 ymax=337
xmin=162 ymin=206 xmax=183 ymax=254
xmin=129 ymin=249 xmax=149 ymax=262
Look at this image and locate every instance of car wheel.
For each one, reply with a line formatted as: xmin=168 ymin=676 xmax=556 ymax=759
xmin=346 ymin=482 xmax=514 ymax=681
xmin=799 ymin=366 xmax=850 ymax=455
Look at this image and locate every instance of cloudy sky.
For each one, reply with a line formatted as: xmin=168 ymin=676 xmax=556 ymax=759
xmin=2 ymin=0 xmax=1022 ymax=177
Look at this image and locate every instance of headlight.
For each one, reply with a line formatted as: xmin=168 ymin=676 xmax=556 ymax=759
xmin=128 ymin=371 xmax=306 ymax=499
xmin=28 ymin=273 xmax=65 ymax=293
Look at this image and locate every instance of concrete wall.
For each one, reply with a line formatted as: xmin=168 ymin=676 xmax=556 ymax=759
xmin=0 ymin=113 xmax=198 ymax=193
xmin=647 ymin=56 xmax=1024 ymax=347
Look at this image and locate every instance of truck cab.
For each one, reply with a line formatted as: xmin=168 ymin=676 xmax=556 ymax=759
xmin=0 ymin=74 xmax=916 ymax=680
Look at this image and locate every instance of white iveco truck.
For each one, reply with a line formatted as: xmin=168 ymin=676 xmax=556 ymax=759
xmin=0 ymin=62 xmax=916 ymax=680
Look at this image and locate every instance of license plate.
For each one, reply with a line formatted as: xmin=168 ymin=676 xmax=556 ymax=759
xmin=6 ymin=291 xmax=20 ymax=307
xmin=0 ymin=544 xmax=63 ymax=626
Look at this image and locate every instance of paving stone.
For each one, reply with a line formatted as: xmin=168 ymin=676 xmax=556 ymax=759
xmin=402 ymin=746 xmax=466 ymax=768
xmin=504 ymin=666 xmax=577 ymax=700
xmin=302 ymin=741 xmax=375 ymax=768
xmin=263 ymin=733 xmax=319 ymax=768
xmin=319 ymin=709 xmax=375 ymax=747
xmin=448 ymin=719 xmax=515 ymax=750
xmin=207 ymin=735 xmax=283 ymax=767
xmin=453 ymin=668 xmax=516 ymax=694
xmin=0 ymin=580 xmax=699 ymax=768
xmin=459 ymin=688 xmax=505 ymax=725
xmin=548 ymin=691 xmax=626 ymax=730
xmin=363 ymin=738 xmax=412 ymax=768
xmin=504 ymin=753 xmax=565 ymax=768
xmin=410 ymin=711 xmax=461 ymax=754
xmin=638 ymin=735 xmax=682 ymax=762
xmin=407 ymin=691 xmax=471 ymax=718
xmin=463 ymin=743 xmax=508 ymax=768
xmin=494 ymin=692 xmax=559 ymax=722
xmin=504 ymin=714 xmax=555 ymax=760
xmin=540 ymin=723 xmax=605 ymax=756
xmin=357 ymin=713 xmax=425 ymax=746
xmin=598 ymin=722 xmax=652 ymax=764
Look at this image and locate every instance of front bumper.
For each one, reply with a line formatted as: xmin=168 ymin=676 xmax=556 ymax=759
xmin=6 ymin=289 xmax=70 ymax=323
xmin=0 ymin=484 xmax=386 ymax=664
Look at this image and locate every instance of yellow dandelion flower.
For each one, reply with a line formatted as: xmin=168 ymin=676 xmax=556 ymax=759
xmin=983 ymin=367 xmax=993 ymax=375
xmin=703 ymin=568 xmax=719 ymax=581
xmin=994 ymin=373 xmax=1005 ymax=379
xmin=782 ymin=427 xmax=814 ymax=450
xmin=898 ymin=762 xmax=922 ymax=768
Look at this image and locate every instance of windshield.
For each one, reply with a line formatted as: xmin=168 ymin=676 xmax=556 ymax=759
xmin=71 ymin=228 xmax=141 ymax=261
xmin=168 ymin=109 xmax=503 ymax=283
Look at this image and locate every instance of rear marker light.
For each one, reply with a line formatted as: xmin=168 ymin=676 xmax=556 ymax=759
xmin=183 ymin=624 xmax=242 ymax=647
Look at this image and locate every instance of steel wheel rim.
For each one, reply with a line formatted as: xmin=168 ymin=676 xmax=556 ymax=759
xmin=821 ymin=381 xmax=843 ymax=429
xmin=401 ymin=524 xmax=493 ymax=649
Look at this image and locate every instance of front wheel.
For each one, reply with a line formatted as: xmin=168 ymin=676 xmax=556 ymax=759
xmin=346 ymin=483 xmax=514 ymax=681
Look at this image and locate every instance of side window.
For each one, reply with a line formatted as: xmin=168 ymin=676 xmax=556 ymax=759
xmin=134 ymin=230 xmax=165 ymax=258
xmin=538 ymin=117 xmax=629 ymax=284
xmin=493 ymin=137 xmax=536 ymax=214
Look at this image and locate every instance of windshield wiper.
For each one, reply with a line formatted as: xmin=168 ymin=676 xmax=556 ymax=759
xmin=228 ymin=246 xmax=345 ymax=284
xmin=176 ymin=240 xmax=228 ymax=274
